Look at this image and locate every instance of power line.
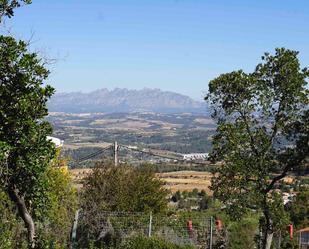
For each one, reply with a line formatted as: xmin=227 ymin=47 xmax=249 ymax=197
xmin=120 ymin=144 xmax=210 ymax=166
xmin=75 ymin=146 xmax=112 ymax=163
xmin=69 ymin=142 xmax=211 ymax=167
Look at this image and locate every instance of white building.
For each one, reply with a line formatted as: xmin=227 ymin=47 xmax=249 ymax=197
xmin=47 ymin=136 xmax=64 ymax=148
xmin=282 ymin=192 xmax=296 ymax=205
xmin=182 ymin=153 xmax=209 ymax=161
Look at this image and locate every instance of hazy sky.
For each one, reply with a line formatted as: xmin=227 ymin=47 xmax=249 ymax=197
xmin=4 ymin=0 xmax=309 ymax=100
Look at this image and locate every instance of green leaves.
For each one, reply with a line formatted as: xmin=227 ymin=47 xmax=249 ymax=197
xmin=0 ymin=0 xmax=32 ymax=22
xmin=0 ymin=35 xmax=55 ymax=246
xmin=206 ymin=48 xmax=309 ymax=228
xmin=80 ymin=162 xmax=169 ymax=242
xmin=206 ymin=70 xmax=255 ymax=118
xmin=82 ymin=162 xmax=168 ymax=214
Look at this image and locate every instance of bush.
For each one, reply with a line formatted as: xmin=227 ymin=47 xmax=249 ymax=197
xmin=79 ymin=162 xmax=169 ymax=244
xmin=82 ymin=161 xmax=168 ymax=213
xmin=226 ymin=217 xmax=259 ymax=249
xmin=39 ymin=162 xmax=78 ymax=246
xmin=119 ymin=236 xmax=195 ymax=249
xmin=79 ymin=236 xmax=195 ymax=249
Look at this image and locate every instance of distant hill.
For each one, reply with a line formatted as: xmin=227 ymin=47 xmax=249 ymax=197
xmin=48 ymin=88 xmax=208 ymax=114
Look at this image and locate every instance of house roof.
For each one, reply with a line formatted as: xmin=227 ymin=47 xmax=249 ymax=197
xmin=298 ymin=227 xmax=309 ymax=233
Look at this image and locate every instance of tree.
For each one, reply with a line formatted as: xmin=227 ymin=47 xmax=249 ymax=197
xmin=82 ymin=162 xmax=168 ymax=214
xmin=206 ymin=48 xmax=309 ymax=249
xmin=0 ymin=154 xmax=77 ymax=248
xmin=0 ymin=190 xmax=27 ymax=249
xmin=288 ymin=187 xmax=309 ymax=228
xmin=80 ymin=161 xmax=169 ymax=242
xmin=0 ymin=0 xmax=31 ymax=22
xmin=0 ymin=35 xmax=55 ymax=248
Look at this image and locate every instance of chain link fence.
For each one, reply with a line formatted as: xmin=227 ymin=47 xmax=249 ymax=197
xmin=74 ymin=211 xmax=220 ymax=249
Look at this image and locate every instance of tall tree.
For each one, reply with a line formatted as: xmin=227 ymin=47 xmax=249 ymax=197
xmin=206 ymin=48 xmax=309 ymax=249
xmin=0 ymin=35 xmax=55 ymax=248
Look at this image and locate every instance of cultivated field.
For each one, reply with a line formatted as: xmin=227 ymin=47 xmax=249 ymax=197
xmin=157 ymin=170 xmax=212 ymax=194
xmin=70 ymin=168 xmax=213 ymax=194
xmin=48 ymin=112 xmax=215 ymax=155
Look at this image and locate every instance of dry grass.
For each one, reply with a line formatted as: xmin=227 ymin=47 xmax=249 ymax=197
xmin=69 ymin=168 xmax=213 ymax=194
xmin=194 ymin=118 xmax=215 ymax=125
xmin=90 ymin=118 xmax=126 ymax=125
xmin=157 ymin=171 xmax=212 ymax=194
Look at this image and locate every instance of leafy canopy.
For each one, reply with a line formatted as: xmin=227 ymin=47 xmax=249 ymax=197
xmin=0 ymin=0 xmax=31 ymax=21
xmin=79 ymin=162 xmax=169 ymax=244
xmin=82 ymin=162 xmax=169 ymax=214
xmin=0 ymin=35 xmax=55 ymax=217
xmin=206 ymin=48 xmax=309 ymax=221
xmin=288 ymin=187 xmax=309 ymax=228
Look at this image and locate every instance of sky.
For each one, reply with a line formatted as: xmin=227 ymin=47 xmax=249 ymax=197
xmin=3 ymin=0 xmax=309 ymax=100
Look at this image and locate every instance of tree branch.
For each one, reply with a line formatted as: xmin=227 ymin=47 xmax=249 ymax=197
xmin=264 ymin=164 xmax=291 ymax=194
xmin=238 ymin=109 xmax=260 ymax=156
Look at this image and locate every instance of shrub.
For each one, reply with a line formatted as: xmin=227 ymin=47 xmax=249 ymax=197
xmin=119 ymin=236 xmax=195 ymax=249
xmin=79 ymin=162 xmax=169 ymax=244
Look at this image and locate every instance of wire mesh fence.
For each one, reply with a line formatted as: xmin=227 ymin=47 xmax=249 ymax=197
xmin=75 ymin=211 xmax=217 ymax=249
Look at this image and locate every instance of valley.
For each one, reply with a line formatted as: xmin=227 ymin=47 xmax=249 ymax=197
xmin=48 ymin=111 xmax=215 ymax=161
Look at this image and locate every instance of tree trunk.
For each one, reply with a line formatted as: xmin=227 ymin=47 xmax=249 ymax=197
xmin=8 ymin=187 xmax=36 ymax=248
xmin=264 ymin=232 xmax=273 ymax=249
xmin=261 ymin=214 xmax=273 ymax=249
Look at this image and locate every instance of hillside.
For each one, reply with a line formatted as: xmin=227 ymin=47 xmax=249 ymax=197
xmin=48 ymin=88 xmax=208 ymax=113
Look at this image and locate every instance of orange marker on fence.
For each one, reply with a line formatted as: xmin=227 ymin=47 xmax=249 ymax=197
xmin=187 ymin=220 xmax=193 ymax=238
xmin=215 ymin=219 xmax=222 ymax=230
xmin=287 ymin=224 xmax=293 ymax=239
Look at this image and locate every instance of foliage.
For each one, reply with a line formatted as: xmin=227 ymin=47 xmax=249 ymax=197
xmin=79 ymin=161 xmax=169 ymax=243
xmin=0 ymin=154 xmax=78 ymax=248
xmin=0 ymin=35 xmax=55 ymax=246
xmin=82 ymin=161 xmax=168 ymax=213
xmin=288 ymin=187 xmax=309 ymax=228
xmin=38 ymin=153 xmax=78 ymax=247
xmin=118 ymin=236 xmax=195 ymax=249
xmin=198 ymin=195 xmax=210 ymax=211
xmin=0 ymin=190 xmax=27 ymax=249
xmin=171 ymin=191 xmax=181 ymax=202
xmin=79 ymin=236 xmax=194 ymax=249
xmin=172 ymin=189 xmax=211 ymax=211
xmin=0 ymin=0 xmax=31 ymax=21
xmin=226 ymin=217 xmax=259 ymax=249
xmin=206 ymin=48 xmax=309 ymax=249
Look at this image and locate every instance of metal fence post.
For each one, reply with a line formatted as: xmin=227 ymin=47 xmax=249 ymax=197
xmin=114 ymin=141 xmax=118 ymax=166
xmin=210 ymin=217 xmax=213 ymax=249
xmin=71 ymin=209 xmax=80 ymax=247
xmin=148 ymin=211 xmax=153 ymax=237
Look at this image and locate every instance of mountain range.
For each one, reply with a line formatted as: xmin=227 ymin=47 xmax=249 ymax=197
xmin=48 ymin=88 xmax=208 ymax=114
